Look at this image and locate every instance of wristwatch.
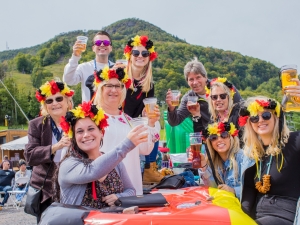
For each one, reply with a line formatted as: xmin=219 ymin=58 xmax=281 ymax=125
xmin=192 ymin=115 xmax=201 ymax=122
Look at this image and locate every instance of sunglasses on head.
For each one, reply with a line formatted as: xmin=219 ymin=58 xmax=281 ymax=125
xmin=94 ymin=40 xmax=111 ymax=46
xmin=249 ymin=111 xmax=272 ymax=123
xmin=208 ymin=131 xmax=230 ymax=142
xmin=45 ymin=96 xmax=64 ymax=104
xmin=211 ymin=93 xmax=227 ymax=101
xmin=131 ymin=50 xmax=150 ymax=58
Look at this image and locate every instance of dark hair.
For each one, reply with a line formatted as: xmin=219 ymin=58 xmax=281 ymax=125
xmin=93 ymin=30 xmax=112 ymax=45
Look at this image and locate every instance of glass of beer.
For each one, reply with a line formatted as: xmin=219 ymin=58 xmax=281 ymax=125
xmin=171 ymin=90 xmax=181 ymax=106
xmin=187 ymin=96 xmax=198 ymax=111
xmin=143 ymin=97 xmax=157 ymax=118
xmin=280 ymin=65 xmax=300 ymax=112
xmin=189 ymin=132 xmax=202 ymax=169
xmin=77 ymin=36 xmax=88 ymax=53
xmin=130 ymin=117 xmax=149 ymax=136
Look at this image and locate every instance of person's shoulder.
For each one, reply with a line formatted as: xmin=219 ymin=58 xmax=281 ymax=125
xmin=29 ymin=116 xmax=48 ymax=125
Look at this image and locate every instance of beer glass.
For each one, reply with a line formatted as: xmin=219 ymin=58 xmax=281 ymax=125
xmin=171 ymin=90 xmax=181 ymax=107
xmin=187 ymin=96 xmax=198 ymax=111
xmin=76 ymin=36 xmax=88 ymax=53
xmin=143 ymin=97 xmax=157 ymax=118
xmin=189 ymin=132 xmax=202 ymax=169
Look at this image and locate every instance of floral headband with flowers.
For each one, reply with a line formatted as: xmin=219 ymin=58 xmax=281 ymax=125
xmin=93 ymin=66 xmax=131 ymax=89
xmin=60 ymin=101 xmax=108 ymax=138
xmin=205 ymin=77 xmax=235 ymax=98
xmin=202 ymin=122 xmax=239 ymax=141
xmin=238 ymin=99 xmax=281 ymax=126
xmin=35 ymin=80 xmax=74 ymax=104
xmin=124 ymin=35 xmax=158 ymax=61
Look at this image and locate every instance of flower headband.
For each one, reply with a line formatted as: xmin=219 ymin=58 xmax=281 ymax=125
xmin=124 ymin=35 xmax=157 ymax=61
xmin=93 ymin=66 xmax=131 ymax=89
xmin=202 ymin=122 xmax=239 ymax=140
xmin=238 ymin=99 xmax=281 ymax=126
xmin=60 ymin=101 xmax=108 ymax=138
xmin=205 ymin=77 xmax=235 ymax=98
xmin=35 ymin=80 xmax=74 ymax=104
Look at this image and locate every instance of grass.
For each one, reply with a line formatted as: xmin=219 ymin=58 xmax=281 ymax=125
xmin=160 ymin=129 xmax=166 ymax=141
xmin=44 ymin=62 xmax=66 ymax=79
xmin=0 ymin=125 xmax=28 ymax=131
xmin=6 ymin=71 xmax=33 ymax=91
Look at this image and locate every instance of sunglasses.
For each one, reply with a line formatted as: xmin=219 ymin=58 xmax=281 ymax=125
xmin=103 ymin=84 xmax=124 ymax=90
xmin=131 ymin=50 xmax=150 ymax=58
xmin=211 ymin=93 xmax=228 ymax=101
xmin=94 ymin=40 xmax=111 ymax=46
xmin=45 ymin=96 xmax=64 ymax=104
xmin=249 ymin=111 xmax=272 ymax=123
xmin=208 ymin=131 xmax=230 ymax=142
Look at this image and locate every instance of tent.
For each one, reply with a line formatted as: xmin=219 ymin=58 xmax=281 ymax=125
xmin=1 ymin=136 xmax=28 ymax=160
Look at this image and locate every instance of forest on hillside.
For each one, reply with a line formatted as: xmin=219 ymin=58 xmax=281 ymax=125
xmin=0 ymin=18 xmax=299 ymax=129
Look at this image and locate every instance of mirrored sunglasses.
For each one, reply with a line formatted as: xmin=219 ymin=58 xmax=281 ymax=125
xmin=249 ymin=111 xmax=272 ymax=123
xmin=94 ymin=40 xmax=111 ymax=46
xmin=208 ymin=131 xmax=230 ymax=142
xmin=211 ymin=93 xmax=228 ymax=101
xmin=45 ymin=96 xmax=64 ymax=104
xmin=131 ymin=50 xmax=150 ymax=58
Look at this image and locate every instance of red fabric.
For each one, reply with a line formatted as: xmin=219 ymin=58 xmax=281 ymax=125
xmin=158 ymin=147 xmax=170 ymax=153
xmin=92 ymin=181 xmax=97 ymax=200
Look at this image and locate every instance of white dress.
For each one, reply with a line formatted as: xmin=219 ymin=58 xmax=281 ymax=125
xmin=101 ymin=112 xmax=160 ymax=195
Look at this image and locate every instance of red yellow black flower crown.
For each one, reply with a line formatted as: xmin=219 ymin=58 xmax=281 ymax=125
xmin=35 ymin=80 xmax=74 ymax=104
xmin=60 ymin=101 xmax=108 ymax=138
xmin=93 ymin=66 xmax=131 ymax=89
xmin=202 ymin=122 xmax=239 ymax=140
xmin=124 ymin=35 xmax=157 ymax=61
xmin=238 ymin=99 xmax=280 ymax=126
xmin=205 ymin=77 xmax=235 ymax=98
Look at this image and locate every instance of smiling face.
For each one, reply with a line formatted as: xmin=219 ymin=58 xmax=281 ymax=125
xmin=74 ymin=117 xmax=103 ymax=154
xmin=210 ymin=86 xmax=229 ymax=113
xmin=250 ymin=110 xmax=275 ymax=140
xmin=210 ymin=135 xmax=231 ymax=160
xmin=92 ymin=34 xmax=112 ymax=58
xmin=101 ymin=78 xmax=125 ymax=106
xmin=187 ymin=72 xmax=207 ymax=95
xmin=130 ymin=46 xmax=150 ymax=68
xmin=45 ymin=92 xmax=69 ymax=118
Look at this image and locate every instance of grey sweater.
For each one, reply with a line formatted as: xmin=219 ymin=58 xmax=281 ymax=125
xmin=58 ymin=138 xmax=136 ymax=205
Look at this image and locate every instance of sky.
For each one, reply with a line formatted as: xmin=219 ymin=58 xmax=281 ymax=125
xmin=1 ymin=0 xmax=300 ymax=68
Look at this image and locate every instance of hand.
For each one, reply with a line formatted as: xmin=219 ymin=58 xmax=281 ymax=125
xmin=284 ymin=78 xmax=300 ymax=97
xmin=127 ymin=125 xmax=148 ymax=146
xmin=72 ymin=41 xmax=84 ymax=57
xmin=166 ymin=89 xmax=175 ymax=111
xmin=218 ymin=184 xmax=235 ymax=194
xmin=145 ymin=105 xmax=160 ymax=127
xmin=188 ymin=149 xmax=207 ymax=169
xmin=112 ymin=62 xmax=126 ymax=69
xmin=51 ymin=135 xmax=71 ymax=154
xmin=102 ymin=194 xmax=118 ymax=206
xmin=186 ymin=102 xmax=201 ymax=117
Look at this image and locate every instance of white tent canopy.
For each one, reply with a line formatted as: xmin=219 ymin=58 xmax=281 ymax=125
xmin=1 ymin=136 xmax=28 ymax=150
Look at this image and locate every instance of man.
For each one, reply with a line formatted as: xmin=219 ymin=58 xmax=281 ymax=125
xmin=166 ymin=58 xmax=242 ymax=133
xmin=0 ymin=161 xmax=15 ymax=207
xmin=0 ymin=155 xmax=13 ymax=170
xmin=14 ymin=159 xmax=31 ymax=205
xmin=63 ymin=31 xmax=114 ymax=102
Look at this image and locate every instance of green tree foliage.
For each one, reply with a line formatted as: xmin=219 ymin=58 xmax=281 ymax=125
xmin=31 ymin=66 xmax=53 ymax=89
xmin=14 ymin=53 xmax=34 ymax=74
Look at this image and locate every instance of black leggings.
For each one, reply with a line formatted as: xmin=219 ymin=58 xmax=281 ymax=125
xmin=255 ymin=195 xmax=297 ymax=225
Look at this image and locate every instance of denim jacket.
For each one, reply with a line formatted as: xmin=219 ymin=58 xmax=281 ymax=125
xmin=239 ymin=154 xmax=255 ymax=201
xmin=199 ymin=149 xmax=245 ymax=200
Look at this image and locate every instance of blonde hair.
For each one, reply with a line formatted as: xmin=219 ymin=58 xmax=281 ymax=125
xmin=243 ymin=96 xmax=290 ymax=159
xmin=127 ymin=59 xmax=153 ymax=93
xmin=208 ymin=82 xmax=233 ymax=121
xmin=206 ymin=136 xmax=240 ymax=182
xmin=93 ymin=80 xmax=127 ymax=107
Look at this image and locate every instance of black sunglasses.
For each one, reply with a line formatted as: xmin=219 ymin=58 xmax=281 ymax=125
xmin=103 ymin=84 xmax=124 ymax=89
xmin=249 ymin=111 xmax=272 ymax=123
xmin=131 ymin=50 xmax=150 ymax=58
xmin=211 ymin=93 xmax=228 ymax=101
xmin=45 ymin=96 xmax=64 ymax=104
xmin=209 ymin=131 xmax=230 ymax=142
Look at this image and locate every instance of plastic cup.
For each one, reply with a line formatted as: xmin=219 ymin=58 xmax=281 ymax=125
xmin=116 ymin=59 xmax=128 ymax=66
xmin=76 ymin=36 xmax=88 ymax=52
xmin=171 ymin=90 xmax=181 ymax=107
xmin=130 ymin=117 xmax=148 ymax=136
xmin=143 ymin=97 xmax=157 ymax=118
xmin=187 ymin=96 xmax=198 ymax=111
xmin=189 ymin=132 xmax=202 ymax=169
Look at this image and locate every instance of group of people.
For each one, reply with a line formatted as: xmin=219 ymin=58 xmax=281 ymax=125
xmin=21 ymin=29 xmax=300 ymax=225
xmin=168 ymin=59 xmax=300 ymax=225
xmin=0 ymin=158 xmax=31 ymax=207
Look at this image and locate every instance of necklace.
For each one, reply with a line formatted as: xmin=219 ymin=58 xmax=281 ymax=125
xmin=255 ymin=155 xmax=272 ymax=194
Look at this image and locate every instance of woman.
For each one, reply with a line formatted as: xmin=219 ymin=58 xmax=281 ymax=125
xmin=24 ymin=79 xmax=74 ymax=222
xmin=55 ymin=102 xmax=147 ymax=207
xmin=93 ymin=66 xmax=160 ymax=195
xmin=198 ymin=121 xmax=243 ymax=199
xmin=239 ymin=96 xmax=300 ymax=225
xmin=123 ymin=35 xmax=162 ymax=184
